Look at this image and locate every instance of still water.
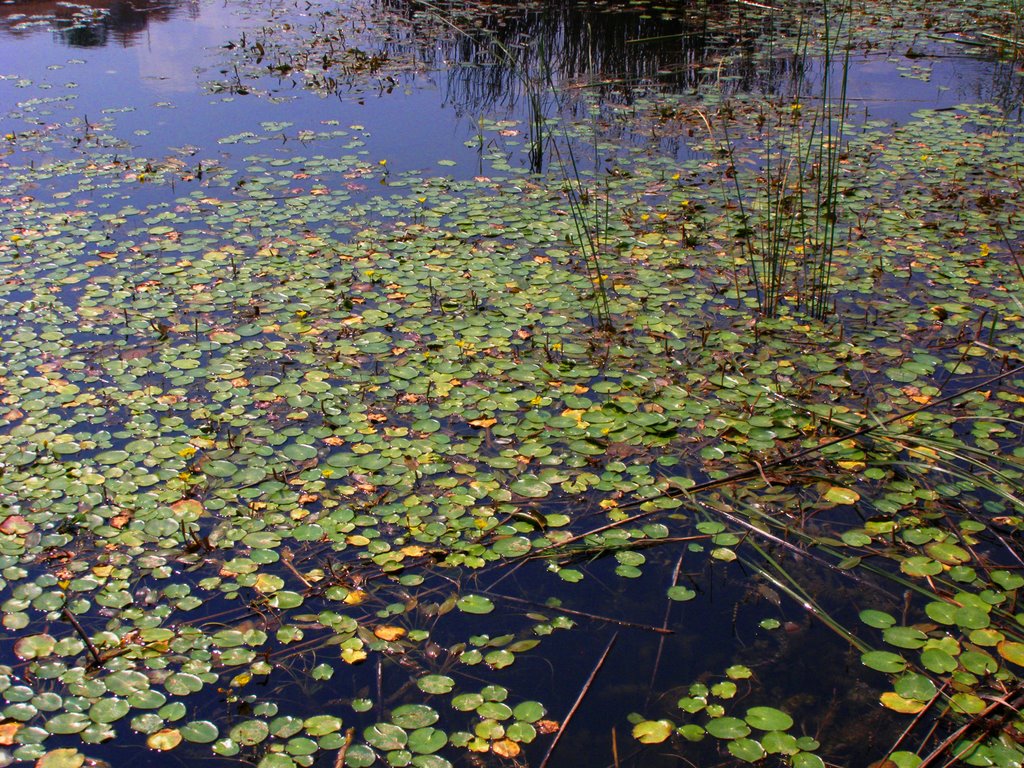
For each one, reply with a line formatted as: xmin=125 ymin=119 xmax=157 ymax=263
xmin=1 ymin=0 xmax=1018 ymax=183
xmin=0 ymin=2 xmax=1021 ymax=767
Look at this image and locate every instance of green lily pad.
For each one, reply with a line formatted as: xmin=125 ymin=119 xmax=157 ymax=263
xmin=858 ymin=610 xmax=895 ymax=629
xmin=729 ymin=738 xmax=767 ymax=762
xmin=407 ymin=726 xmax=447 ymax=754
xmin=451 ymin=694 xmax=484 ymax=712
xmin=861 ymin=651 xmax=907 ymax=673
xmin=390 ymin=705 xmax=438 ymax=729
xmin=894 ymin=674 xmax=937 ymax=701
xmin=230 ymin=720 xmax=270 ymax=746
xmin=36 ymin=749 xmax=86 ymax=768
xmin=705 ymin=716 xmax=750 ymax=739
xmin=512 ymin=701 xmax=545 ymax=722
xmin=45 ymin=713 xmax=90 ymax=735
xmin=14 ymin=634 xmax=56 ymax=660
xmin=180 ymin=720 xmax=220 ymax=743
xmin=417 ymin=675 xmax=455 ymax=694
xmin=793 ymin=753 xmax=826 ymax=768
xmin=509 ymin=476 xmax=552 ymax=498
xmin=920 ymin=649 xmax=958 ymax=674
xmin=924 ymin=541 xmax=970 ymax=565
xmin=883 ymin=626 xmax=929 ymax=649
xmin=302 ymin=715 xmax=343 ymax=736
xmin=745 ymin=707 xmax=793 ymax=731
xmin=204 ymin=460 xmax=238 ymax=478
xmin=456 ymin=595 xmax=494 ymax=614
xmin=632 ymin=720 xmax=673 ymax=744
xmin=667 ymin=586 xmax=697 ymax=601
xmin=258 ymin=755 xmax=297 ymax=768
xmin=823 ymin=486 xmax=859 ymax=505
xmin=365 ymin=722 xmax=408 ymax=750
xmin=89 ymin=698 xmax=130 ymax=724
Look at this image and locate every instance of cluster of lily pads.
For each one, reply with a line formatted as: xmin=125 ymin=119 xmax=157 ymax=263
xmin=1 ymin=0 xmax=1024 ymax=766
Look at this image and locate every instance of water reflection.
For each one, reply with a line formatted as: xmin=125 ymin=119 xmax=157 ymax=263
xmin=368 ymin=0 xmax=1024 ymax=169
xmin=378 ymin=0 xmax=775 ymax=109
xmin=0 ymin=0 xmax=197 ymax=46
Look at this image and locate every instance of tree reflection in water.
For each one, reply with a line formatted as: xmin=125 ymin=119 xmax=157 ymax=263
xmin=0 ymin=0 xmax=197 ymax=47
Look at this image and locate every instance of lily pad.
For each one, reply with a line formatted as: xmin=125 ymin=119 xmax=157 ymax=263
xmin=456 ymin=595 xmax=495 ymax=614
xmin=37 ymin=749 xmax=86 ymax=768
xmin=407 ymin=726 xmax=447 ymax=754
xmin=146 ymin=728 xmax=183 ymax=751
xmin=705 ymin=717 xmax=750 ymax=739
xmin=509 ymin=476 xmax=552 ymax=498
xmin=417 ymin=675 xmax=455 ymax=695
xmin=632 ymin=720 xmax=673 ymax=744
xmin=745 ymin=707 xmax=794 ymax=731
xmin=390 ymin=706 xmax=438 ymax=730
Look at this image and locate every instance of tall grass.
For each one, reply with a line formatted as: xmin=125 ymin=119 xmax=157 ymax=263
xmin=515 ymin=25 xmax=615 ymax=331
xmin=407 ymin=1 xmax=615 ymax=330
xmin=503 ymin=27 xmax=615 ymax=330
xmin=556 ymin=141 xmax=615 ymax=331
xmin=712 ymin=0 xmax=851 ymax=319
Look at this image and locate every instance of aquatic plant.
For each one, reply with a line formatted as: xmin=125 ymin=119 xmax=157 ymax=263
xmin=706 ymin=0 xmax=852 ymax=319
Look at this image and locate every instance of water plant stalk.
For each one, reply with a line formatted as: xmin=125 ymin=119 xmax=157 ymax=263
xmin=714 ymin=0 xmax=851 ymax=319
xmin=744 ymin=544 xmax=869 ymax=652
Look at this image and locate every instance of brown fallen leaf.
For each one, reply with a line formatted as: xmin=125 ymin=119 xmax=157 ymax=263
xmin=491 ymin=738 xmax=521 ymax=758
xmin=0 ymin=720 xmax=20 ymax=745
xmin=536 ymin=719 xmax=561 ymax=735
xmin=373 ymin=626 xmax=407 ymax=642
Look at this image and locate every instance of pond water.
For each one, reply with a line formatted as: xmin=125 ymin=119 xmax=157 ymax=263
xmin=2 ymin=0 xmax=1020 ymax=177
xmin=1 ymin=1 xmax=1024 ymax=768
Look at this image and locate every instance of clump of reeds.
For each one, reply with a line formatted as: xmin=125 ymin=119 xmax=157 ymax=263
xmin=710 ymin=0 xmax=852 ymax=320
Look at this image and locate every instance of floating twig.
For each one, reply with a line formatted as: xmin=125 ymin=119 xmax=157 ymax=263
xmin=646 ymin=552 xmax=686 ymax=708
xmin=538 ymin=632 xmax=618 ymax=768
xmin=280 ymin=547 xmax=313 ymax=589
xmin=883 ymin=680 xmax=949 ymax=757
xmin=63 ymin=607 xmax=102 ymax=667
xmin=481 ymin=590 xmax=673 ymax=635
xmin=916 ymin=685 xmax=1024 ymax=767
xmin=333 ymin=727 xmax=354 ymax=768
